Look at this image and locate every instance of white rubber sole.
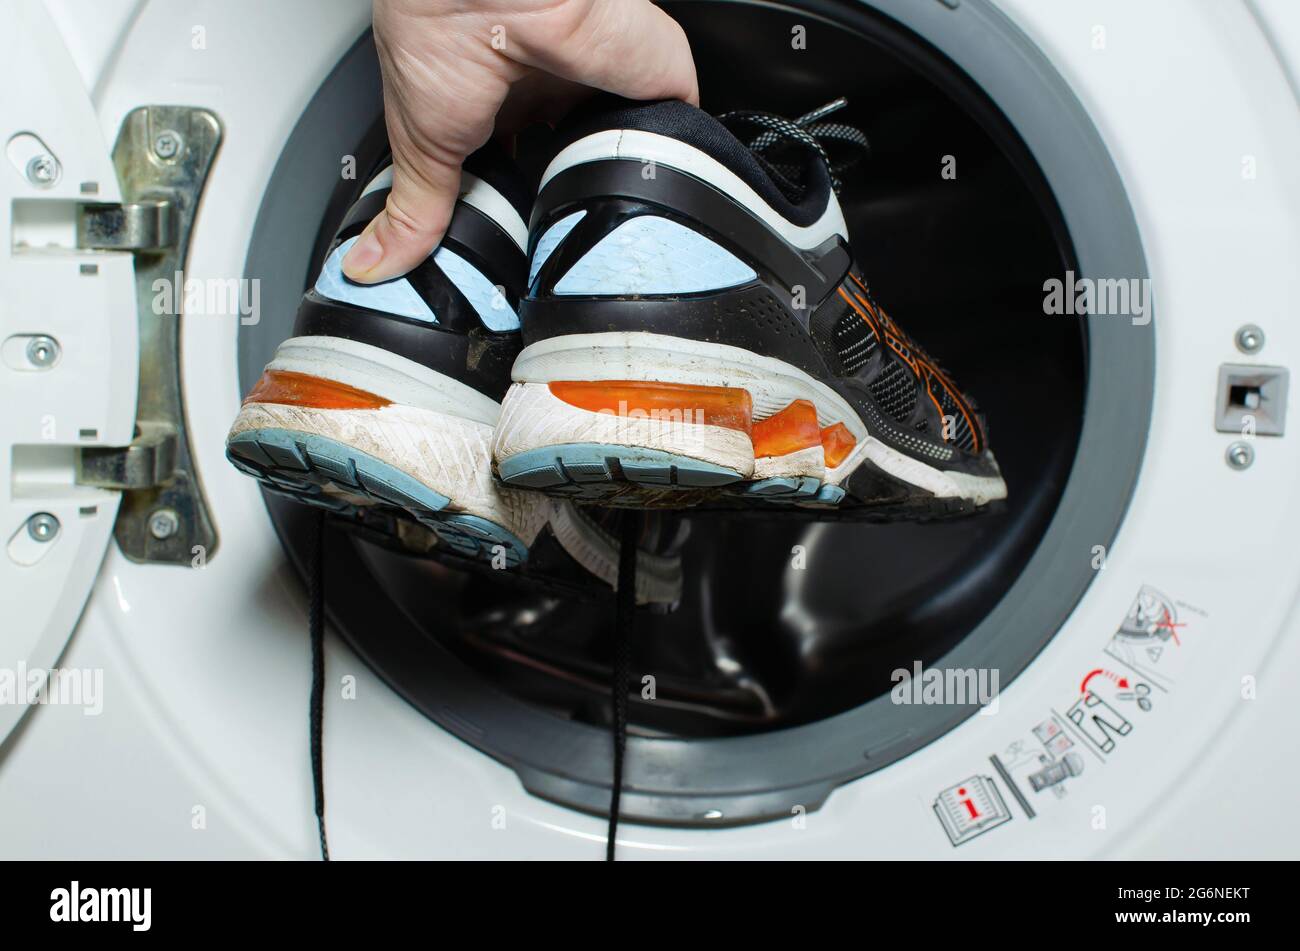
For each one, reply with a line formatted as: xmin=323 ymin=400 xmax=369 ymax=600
xmin=498 ymin=332 xmax=1008 ymax=504
xmin=228 ymin=336 xmax=548 ymax=555
xmin=268 ymin=335 xmax=502 ymax=425
xmin=230 ymin=401 xmax=547 ymax=542
xmin=494 ymin=382 xmax=756 ymax=476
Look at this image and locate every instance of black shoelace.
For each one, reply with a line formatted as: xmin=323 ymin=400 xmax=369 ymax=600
xmin=606 ymin=511 xmax=641 ymax=861
xmin=308 ymin=510 xmax=330 ymax=861
xmin=309 ymin=504 xmax=640 ymax=862
xmin=719 ymin=97 xmax=870 ymax=201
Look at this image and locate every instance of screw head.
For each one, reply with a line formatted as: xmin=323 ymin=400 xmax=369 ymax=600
xmin=25 ymin=335 xmax=60 ymax=368
xmin=25 ymin=154 xmax=59 ymax=187
xmin=149 ymin=508 xmax=180 ymax=540
xmin=27 ymin=512 xmax=60 ymax=543
xmin=152 ymin=130 xmax=182 ymax=160
xmin=1226 ymin=441 xmax=1255 ymax=470
xmin=1235 ymin=324 xmax=1265 ymax=354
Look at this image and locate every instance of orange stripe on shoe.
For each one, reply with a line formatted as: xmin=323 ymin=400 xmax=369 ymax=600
xmin=846 ymin=276 xmax=983 ymax=453
xmin=820 ymin=422 xmax=857 ymax=468
xmin=243 ymin=369 xmax=390 ymax=410
xmin=752 ymin=399 xmax=821 ymax=459
xmin=548 ymin=380 xmax=753 ymax=435
xmin=917 ymin=357 xmax=982 ymax=454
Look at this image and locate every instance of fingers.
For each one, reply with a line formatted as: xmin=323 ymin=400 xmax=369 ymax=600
xmin=344 ymin=2 xmax=514 ymax=283
xmin=495 ymin=72 xmax=593 ymax=132
xmin=341 ymin=146 xmax=460 ymax=284
xmin=506 ymin=0 xmax=699 ymax=106
xmin=345 ymin=0 xmax=700 ymax=283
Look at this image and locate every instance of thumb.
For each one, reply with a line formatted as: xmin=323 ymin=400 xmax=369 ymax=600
xmin=341 ymin=155 xmax=459 ymax=284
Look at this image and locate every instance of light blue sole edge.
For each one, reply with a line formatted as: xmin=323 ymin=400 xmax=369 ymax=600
xmin=496 ymin=442 xmax=845 ymax=507
xmin=227 ymin=427 xmax=529 ymax=566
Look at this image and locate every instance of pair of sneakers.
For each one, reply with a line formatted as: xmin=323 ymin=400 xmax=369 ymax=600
xmin=227 ymin=96 xmax=1005 ymax=577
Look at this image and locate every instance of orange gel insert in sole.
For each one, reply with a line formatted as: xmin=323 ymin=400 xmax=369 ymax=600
xmin=548 ymin=381 xmax=753 ymax=434
xmin=820 ymin=422 xmax=857 ymax=468
xmin=244 ymin=369 xmax=390 ymax=410
xmin=752 ymin=399 xmax=822 ymax=458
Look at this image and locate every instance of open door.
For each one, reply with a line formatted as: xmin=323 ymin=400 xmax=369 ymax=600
xmin=1 ymin=0 xmax=220 ymax=743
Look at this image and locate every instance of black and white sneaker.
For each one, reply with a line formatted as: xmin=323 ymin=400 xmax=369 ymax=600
xmin=227 ymin=146 xmax=550 ymax=565
xmin=491 ymin=98 xmax=1007 ymax=515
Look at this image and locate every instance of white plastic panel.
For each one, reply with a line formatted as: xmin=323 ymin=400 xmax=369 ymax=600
xmin=0 ymin=0 xmax=136 ymax=748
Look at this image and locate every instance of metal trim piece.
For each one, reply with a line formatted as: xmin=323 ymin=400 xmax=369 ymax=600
xmin=76 ymin=106 xmax=222 ymax=565
xmin=77 ymin=420 xmax=179 ymax=490
xmin=77 ymin=199 xmax=176 ymax=251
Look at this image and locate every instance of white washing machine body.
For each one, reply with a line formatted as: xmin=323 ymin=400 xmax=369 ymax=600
xmin=1 ymin=0 xmax=1297 ymax=858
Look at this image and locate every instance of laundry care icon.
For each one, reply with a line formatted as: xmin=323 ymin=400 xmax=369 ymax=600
xmin=933 ymin=776 xmax=1012 ymax=847
xmin=1116 ymin=683 xmax=1153 ymax=712
xmin=1066 ymin=691 xmax=1133 ymax=755
xmin=1104 ymin=584 xmax=1192 ymax=693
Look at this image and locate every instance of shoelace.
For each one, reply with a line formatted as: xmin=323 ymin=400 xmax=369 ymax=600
xmin=719 ymin=97 xmax=870 ymax=201
xmin=309 ymin=504 xmax=642 ymax=862
xmin=308 ymin=510 xmax=330 ymax=861
xmin=606 ymin=511 xmax=641 ymax=861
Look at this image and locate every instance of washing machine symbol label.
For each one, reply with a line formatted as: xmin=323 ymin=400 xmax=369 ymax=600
xmin=1116 ymin=683 xmax=1153 ymax=712
xmin=1103 ymin=584 xmax=1197 ymax=692
xmin=990 ymin=713 xmax=1086 ymax=819
xmin=933 ymin=776 xmax=1012 ymax=846
xmin=1065 ymin=691 xmax=1132 ymax=754
xmin=971 ymin=585 xmax=1208 ymax=835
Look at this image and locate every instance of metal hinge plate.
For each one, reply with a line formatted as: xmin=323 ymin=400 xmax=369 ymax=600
xmin=77 ymin=198 xmax=176 ymax=251
xmin=73 ymin=105 xmax=222 ymax=565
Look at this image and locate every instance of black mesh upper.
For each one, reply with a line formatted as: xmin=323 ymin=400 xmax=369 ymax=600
xmin=832 ymin=308 xmax=879 ymax=374
xmin=869 ymin=359 xmax=918 ymax=423
xmin=802 ymin=268 xmax=990 ymax=459
xmin=933 ymin=379 xmax=978 ymax=453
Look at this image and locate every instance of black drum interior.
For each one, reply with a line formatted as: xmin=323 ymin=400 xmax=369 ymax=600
xmin=300 ymin=0 xmax=1082 ymax=735
xmin=246 ymin=0 xmax=1121 ymax=824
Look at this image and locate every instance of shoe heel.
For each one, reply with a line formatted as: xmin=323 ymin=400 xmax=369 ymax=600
xmin=492 ymin=380 xmax=756 ymax=501
xmin=228 ymin=340 xmax=548 ymax=563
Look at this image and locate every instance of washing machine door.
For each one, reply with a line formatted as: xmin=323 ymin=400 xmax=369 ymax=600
xmin=1 ymin=1 xmax=218 ymax=744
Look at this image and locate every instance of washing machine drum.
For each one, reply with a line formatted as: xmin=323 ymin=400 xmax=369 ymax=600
xmin=241 ymin=0 xmax=1149 ymax=825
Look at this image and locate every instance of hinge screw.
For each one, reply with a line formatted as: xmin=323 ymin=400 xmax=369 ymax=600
xmin=27 ymin=512 xmax=60 ymax=542
xmin=1225 ymin=441 xmax=1255 ymax=470
xmin=149 ymin=508 xmax=180 ymax=540
xmin=25 ymin=154 xmax=60 ymax=187
xmin=26 ymin=335 xmax=60 ymax=368
xmin=153 ymin=130 xmax=183 ymax=160
xmin=1235 ymin=324 xmax=1265 ymax=354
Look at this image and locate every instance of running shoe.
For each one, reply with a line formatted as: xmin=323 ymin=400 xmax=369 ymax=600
xmin=227 ymin=147 xmax=549 ymax=565
xmin=492 ymin=98 xmax=1007 ymax=516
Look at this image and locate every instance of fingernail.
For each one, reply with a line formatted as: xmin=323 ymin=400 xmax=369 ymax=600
xmin=342 ymin=229 xmax=383 ymax=281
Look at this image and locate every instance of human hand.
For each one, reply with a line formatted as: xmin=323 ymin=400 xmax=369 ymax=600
xmin=343 ymin=0 xmax=699 ymax=283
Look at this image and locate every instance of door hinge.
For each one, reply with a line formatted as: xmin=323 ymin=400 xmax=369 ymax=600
xmin=77 ymin=421 xmax=177 ymax=489
xmin=73 ymin=105 xmax=222 ymax=565
xmin=77 ymin=198 xmax=176 ymax=251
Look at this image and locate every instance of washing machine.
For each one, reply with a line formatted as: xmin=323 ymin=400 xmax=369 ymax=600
xmin=2 ymin=0 xmax=1298 ymax=860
